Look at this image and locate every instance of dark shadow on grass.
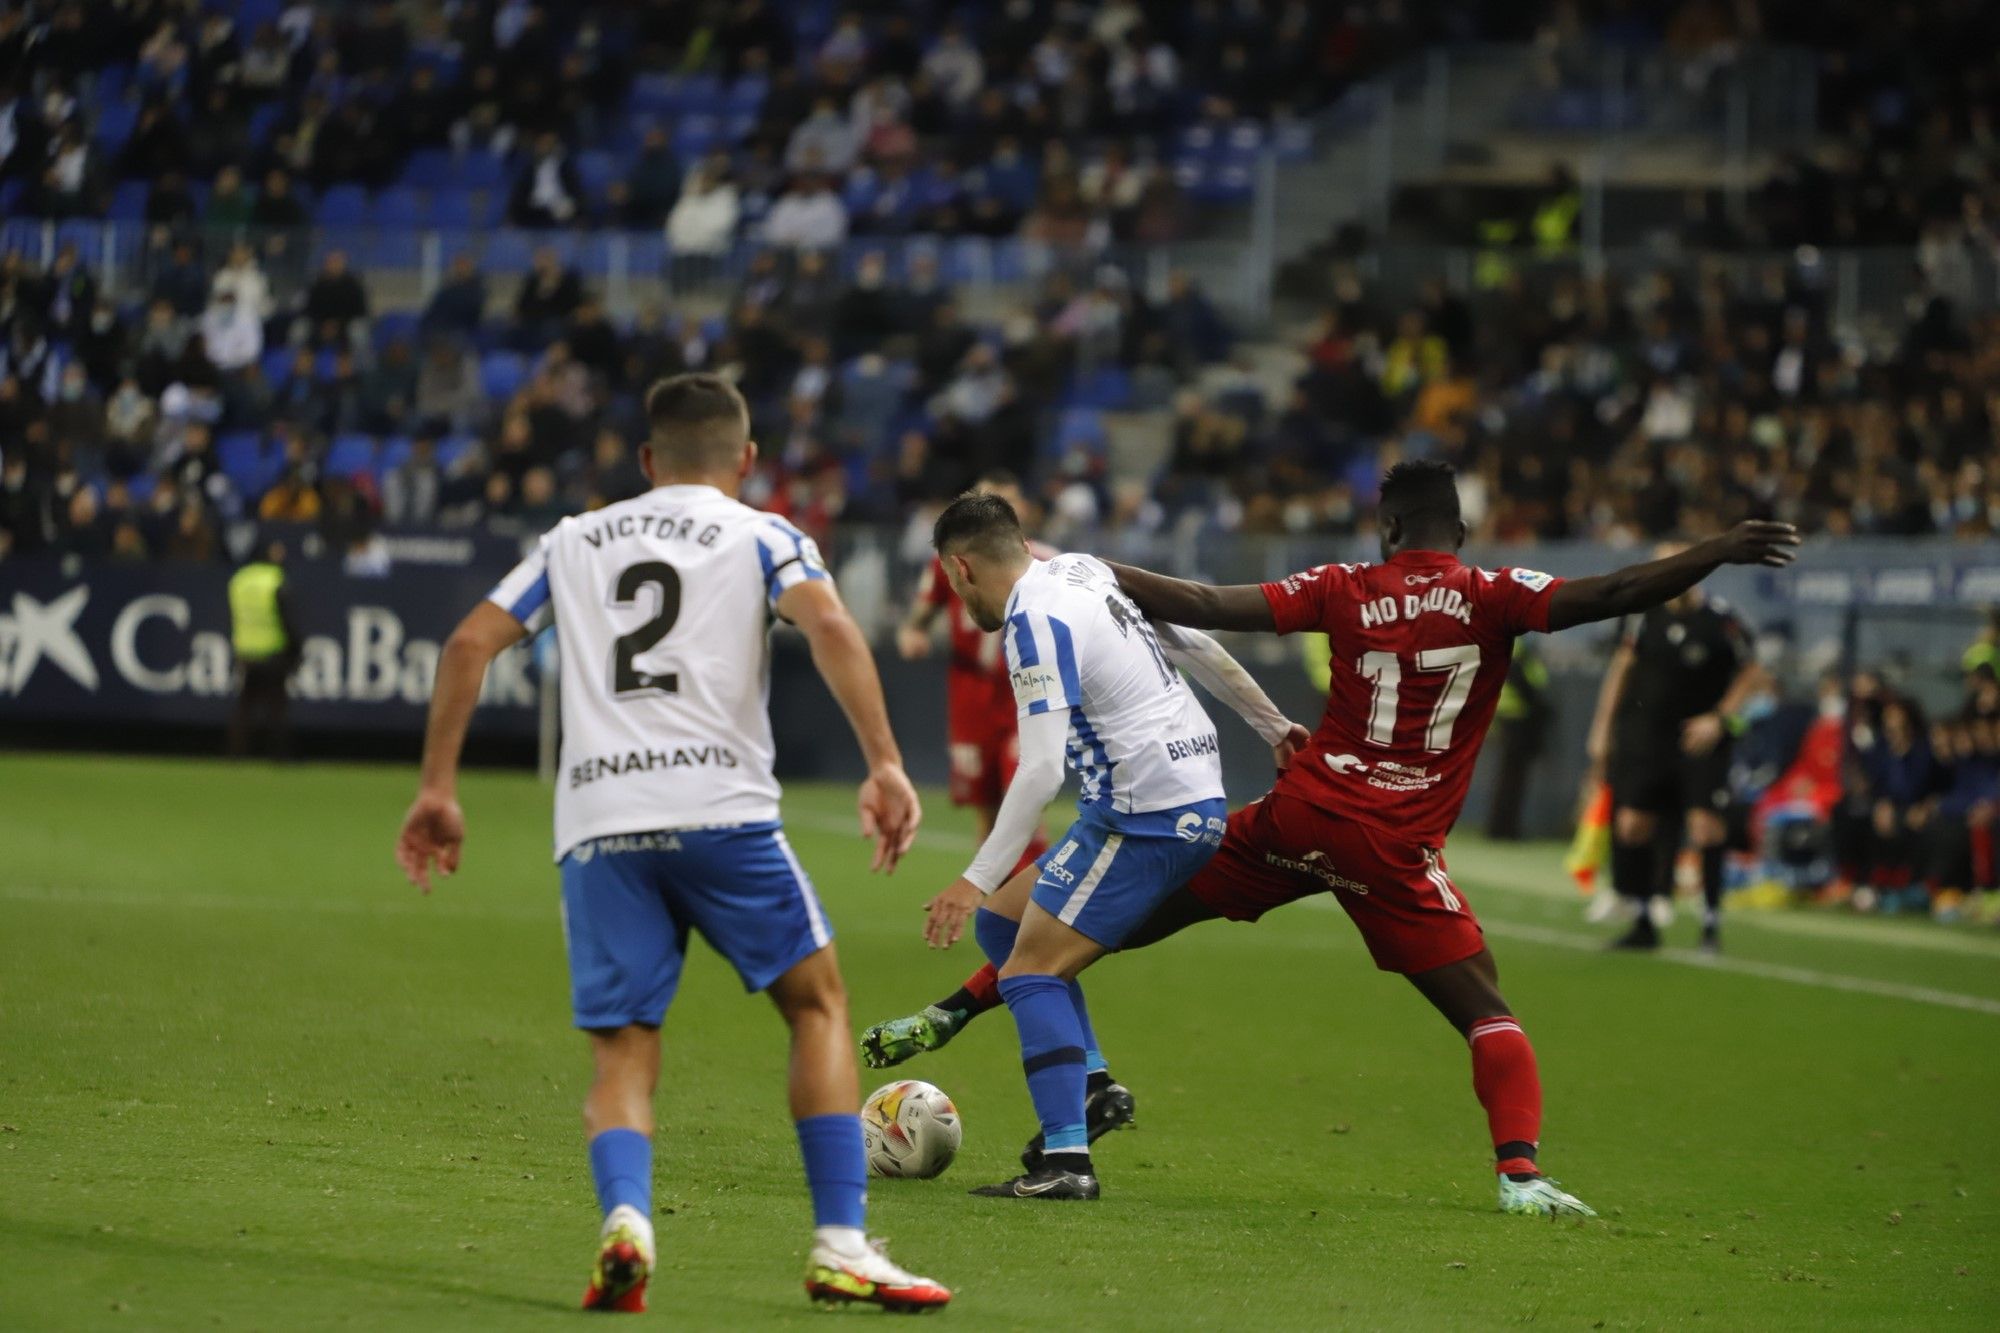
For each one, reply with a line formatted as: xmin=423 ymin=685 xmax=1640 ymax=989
xmin=5 ymin=1215 xmax=575 ymax=1315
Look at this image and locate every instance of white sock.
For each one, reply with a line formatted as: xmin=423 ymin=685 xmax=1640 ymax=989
xmin=813 ymin=1225 xmax=869 ymax=1258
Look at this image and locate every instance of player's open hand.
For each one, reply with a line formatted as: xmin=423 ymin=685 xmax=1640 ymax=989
xmin=1274 ymin=722 xmax=1312 ymax=771
xmin=858 ymin=762 xmax=922 ymax=873
xmin=922 ymin=877 xmax=982 ymax=948
xmin=1713 ymin=520 xmax=1802 ymax=567
xmin=895 ymin=624 xmax=932 ymax=660
xmin=396 ymin=789 xmax=465 ymax=894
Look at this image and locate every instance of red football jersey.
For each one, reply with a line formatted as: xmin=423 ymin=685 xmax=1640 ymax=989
xmin=1262 ymin=549 xmax=1564 ymax=846
xmin=918 ymin=556 xmax=1009 ymax=683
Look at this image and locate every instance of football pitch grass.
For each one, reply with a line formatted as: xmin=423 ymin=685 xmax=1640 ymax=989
xmin=3 ymin=753 xmax=1997 ymax=1331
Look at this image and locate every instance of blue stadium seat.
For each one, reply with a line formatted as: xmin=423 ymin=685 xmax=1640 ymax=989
xmin=109 ymin=182 xmax=149 ymax=222
xmin=378 ymin=436 xmax=413 ymax=474
xmin=1069 ymin=367 xmax=1133 ymax=411
xmin=217 ymin=431 xmax=274 ymax=497
xmin=725 ymin=75 xmax=768 ymax=112
xmin=427 ymin=187 xmax=483 ymax=230
xmin=259 ymin=349 xmax=293 ymax=386
xmin=316 ymin=184 xmax=369 ymax=227
xmin=480 ymin=351 xmax=529 ymax=402
xmin=92 ymin=101 xmax=139 ymax=150
xmin=247 ymin=101 xmax=284 ymax=147
xmin=452 ymin=152 xmax=510 ymax=191
xmin=437 ymin=433 xmax=477 ymax=469
xmin=673 ymin=115 xmax=722 ymax=158
xmin=575 ymin=150 xmax=620 ymax=198
xmin=325 ymin=434 xmax=379 ymax=479
xmin=123 ymin=473 xmax=156 ymax=504
xmin=373 ymin=310 xmax=419 ymax=350
xmin=400 ymin=147 xmax=453 ymax=190
xmin=370 ymin=187 xmax=426 ymax=229
xmin=628 ymin=73 xmax=684 ymax=115
xmin=482 ymin=230 xmax=539 ymax=274
xmin=1055 ymin=408 xmax=1109 ymax=457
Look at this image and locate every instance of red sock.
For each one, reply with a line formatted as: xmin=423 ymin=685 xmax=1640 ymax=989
xmin=1468 ymin=1016 xmax=1542 ymax=1174
xmin=962 ymin=962 xmax=1002 ymax=1011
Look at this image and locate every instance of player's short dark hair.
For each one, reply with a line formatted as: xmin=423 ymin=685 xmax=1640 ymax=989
xmin=1379 ymin=458 xmax=1461 ymax=530
xmin=644 ymin=373 xmax=749 ymax=470
xmin=933 ymin=490 xmax=1025 ymax=560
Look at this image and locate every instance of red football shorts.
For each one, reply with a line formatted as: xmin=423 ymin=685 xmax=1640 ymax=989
xmin=946 ymin=671 xmax=1017 ymax=809
xmin=1184 ymin=792 xmax=1487 ymax=974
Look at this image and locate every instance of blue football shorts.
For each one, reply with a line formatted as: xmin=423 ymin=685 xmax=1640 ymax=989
xmin=558 ymin=821 xmax=831 ymax=1029
xmin=1031 ymin=798 xmax=1228 ymax=948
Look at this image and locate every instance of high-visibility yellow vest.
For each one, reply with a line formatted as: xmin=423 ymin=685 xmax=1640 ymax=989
xmin=229 ymin=562 xmax=288 ymax=661
xmin=1531 ymin=191 xmax=1580 ymax=253
xmin=1495 ymin=640 xmax=1548 ymax=720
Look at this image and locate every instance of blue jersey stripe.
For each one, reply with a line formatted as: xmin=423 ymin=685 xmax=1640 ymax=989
xmin=508 ymin=574 xmax=551 ymax=623
xmin=1047 ymin=615 xmax=1082 ymax=702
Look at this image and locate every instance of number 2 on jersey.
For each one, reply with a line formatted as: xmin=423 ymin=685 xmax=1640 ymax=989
xmin=1358 ymin=645 xmax=1480 ymax=751
xmin=610 ymin=561 xmax=682 ymax=697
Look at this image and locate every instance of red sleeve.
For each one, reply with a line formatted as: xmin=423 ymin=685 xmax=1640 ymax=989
xmin=1485 ymin=567 xmax=1567 ymax=635
xmin=917 ymin=557 xmax=951 ymax=610
xmin=1260 ymin=565 xmax=1341 ymax=635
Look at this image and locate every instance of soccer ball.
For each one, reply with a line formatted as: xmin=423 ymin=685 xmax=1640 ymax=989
xmin=861 ymin=1079 xmax=962 ymax=1179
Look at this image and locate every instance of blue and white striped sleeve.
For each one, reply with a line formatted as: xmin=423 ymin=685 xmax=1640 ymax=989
xmin=754 ymin=516 xmax=832 ymax=608
xmin=1003 ymin=609 xmax=1084 ymax=717
xmin=486 ymin=535 xmax=554 ymax=634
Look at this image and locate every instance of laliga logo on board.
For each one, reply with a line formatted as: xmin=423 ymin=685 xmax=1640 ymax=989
xmin=0 ymin=588 xmax=100 ymax=696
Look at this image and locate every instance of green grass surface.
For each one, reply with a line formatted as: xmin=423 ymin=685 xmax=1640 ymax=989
xmin=2 ymin=753 xmax=1996 ymax=1330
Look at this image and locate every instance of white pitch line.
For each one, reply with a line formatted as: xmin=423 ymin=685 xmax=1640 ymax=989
xmin=787 ymin=805 xmax=2000 ymax=1017
xmin=1457 ymin=917 xmax=2000 ymax=1017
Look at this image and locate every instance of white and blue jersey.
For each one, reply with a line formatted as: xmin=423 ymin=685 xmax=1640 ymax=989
xmin=1004 ymin=554 xmax=1229 ymax=946
xmin=487 ymin=483 xmax=830 ymax=861
xmin=1004 ymin=554 xmax=1227 ymax=820
xmin=484 ymin=482 xmax=837 ymax=1027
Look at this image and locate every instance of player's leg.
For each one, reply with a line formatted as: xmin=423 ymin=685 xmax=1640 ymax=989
xmin=1400 ymin=948 xmax=1587 ymax=1217
xmin=678 ymin=824 xmax=950 ymax=1311
xmin=560 ymin=842 xmax=686 ymax=1313
xmin=1608 ymin=803 xmax=1663 ymax=947
xmin=859 ymin=866 xmax=1032 ymax=1067
xmin=1686 ymin=805 xmax=1729 ymax=949
xmin=969 ymin=900 xmax=1108 ymax=1199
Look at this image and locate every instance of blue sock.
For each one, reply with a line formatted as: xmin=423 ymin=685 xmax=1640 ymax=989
xmin=997 ymin=973 xmax=1089 ymax=1153
xmin=973 ymin=906 xmax=1018 ymax=968
xmin=795 ymin=1113 xmax=868 ymax=1229
xmin=588 ymin=1128 xmax=652 ymax=1218
xmin=1068 ymin=980 xmax=1106 ymax=1074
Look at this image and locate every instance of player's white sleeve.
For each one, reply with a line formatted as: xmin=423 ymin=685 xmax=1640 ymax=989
xmin=962 ymin=708 xmax=1068 ymax=893
xmin=486 ymin=534 xmax=555 ymax=634
xmin=1154 ymin=620 xmax=1292 ymax=746
xmin=754 ymin=516 xmax=831 ymax=609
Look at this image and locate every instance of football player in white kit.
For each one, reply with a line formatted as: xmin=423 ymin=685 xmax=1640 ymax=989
xmin=922 ymin=492 xmax=1306 ymax=1201
xmin=394 ymin=374 xmax=951 ymax=1314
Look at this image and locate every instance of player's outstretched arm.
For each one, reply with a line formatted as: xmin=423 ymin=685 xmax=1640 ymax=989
xmin=1544 ymin=521 xmax=1800 ymax=632
xmin=1153 ymin=621 xmax=1309 ymax=763
xmin=397 ymin=602 xmax=527 ymax=893
xmin=778 ymin=578 xmax=921 ymax=873
xmin=1103 ymin=561 xmax=1277 ymax=633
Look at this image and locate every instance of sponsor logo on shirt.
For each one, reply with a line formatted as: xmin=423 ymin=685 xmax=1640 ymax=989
xmin=1275 ymin=567 xmax=1325 ymax=596
xmin=1509 ymin=568 xmax=1554 ymax=592
xmin=1404 ymin=573 xmax=1443 ymax=586
xmin=568 ymin=745 xmax=742 ymax=788
xmin=1164 ymin=730 xmax=1219 ymax=762
xmin=1010 ymin=666 xmax=1062 ymax=706
xmin=1325 ymin=753 xmax=1370 ymax=774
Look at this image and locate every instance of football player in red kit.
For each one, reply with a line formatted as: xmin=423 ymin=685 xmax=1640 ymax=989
xmin=865 ymin=459 xmax=1799 ymax=1216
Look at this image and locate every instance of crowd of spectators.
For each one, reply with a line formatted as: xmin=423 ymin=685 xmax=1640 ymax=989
xmin=1145 ymin=254 xmax=2000 ymax=544
xmin=1755 ymin=638 xmax=2000 ymax=921
xmin=0 ymin=229 xmax=1237 ymax=564
xmin=0 ymin=0 xmax=1484 ymax=251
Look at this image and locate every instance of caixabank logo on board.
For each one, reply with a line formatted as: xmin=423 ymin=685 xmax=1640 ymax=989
xmin=0 ymin=566 xmax=536 ymax=731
